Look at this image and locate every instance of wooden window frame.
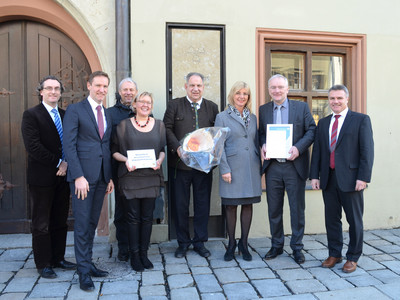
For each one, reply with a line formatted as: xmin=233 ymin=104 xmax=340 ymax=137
xmin=256 ymin=28 xmax=366 ymax=114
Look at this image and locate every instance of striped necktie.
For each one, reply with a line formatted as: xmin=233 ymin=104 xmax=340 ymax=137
xmin=96 ymin=105 xmax=104 ymax=139
xmin=330 ymin=115 xmax=340 ymax=169
xmin=192 ymin=102 xmax=199 ymax=130
xmin=51 ymin=108 xmax=64 ymax=160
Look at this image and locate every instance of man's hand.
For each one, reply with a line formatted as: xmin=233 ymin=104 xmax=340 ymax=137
xmin=56 ymin=161 xmax=68 ymax=176
xmin=177 ymin=146 xmax=182 ymax=158
xmin=287 ymin=146 xmax=299 ymax=161
xmin=75 ymin=176 xmax=89 ymax=200
xmin=261 ymin=144 xmax=270 ymax=160
xmin=221 ymin=172 xmax=232 ymax=184
xmin=125 ymin=160 xmax=136 ymax=172
xmin=311 ymin=179 xmax=320 ymax=190
xmin=106 ymin=179 xmax=114 ymax=194
xmin=355 ymin=180 xmax=367 ymax=191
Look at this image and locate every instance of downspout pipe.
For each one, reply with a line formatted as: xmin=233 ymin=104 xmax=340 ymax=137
xmin=115 ymin=0 xmax=131 ymax=87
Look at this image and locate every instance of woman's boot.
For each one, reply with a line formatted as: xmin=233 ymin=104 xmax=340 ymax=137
xmin=130 ymin=251 xmax=144 ymax=272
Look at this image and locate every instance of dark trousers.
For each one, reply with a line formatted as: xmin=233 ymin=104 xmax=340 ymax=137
xmin=29 ymin=177 xmax=70 ymax=269
xmin=169 ymin=167 xmax=212 ymax=248
xmin=71 ymin=176 xmax=107 ymax=275
xmin=265 ymin=160 xmax=305 ymax=251
xmin=113 ymin=178 xmax=129 ymax=252
xmin=124 ymin=197 xmax=155 ymax=252
xmin=323 ymin=169 xmax=364 ymax=262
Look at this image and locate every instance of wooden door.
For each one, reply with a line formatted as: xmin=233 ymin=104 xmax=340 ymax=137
xmin=0 ymin=21 xmax=91 ymax=233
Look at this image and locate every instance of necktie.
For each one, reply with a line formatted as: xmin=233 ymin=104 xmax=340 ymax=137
xmin=276 ymin=105 xmax=282 ymax=124
xmin=96 ymin=105 xmax=104 ymax=139
xmin=192 ymin=102 xmax=199 ymax=129
xmin=51 ymin=108 xmax=64 ymax=160
xmin=330 ymin=115 xmax=340 ymax=169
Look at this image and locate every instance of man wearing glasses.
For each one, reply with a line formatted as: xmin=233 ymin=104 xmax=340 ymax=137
xmin=21 ymin=75 xmax=76 ymax=279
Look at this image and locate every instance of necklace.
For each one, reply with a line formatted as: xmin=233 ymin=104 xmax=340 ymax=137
xmin=134 ymin=116 xmax=150 ymax=128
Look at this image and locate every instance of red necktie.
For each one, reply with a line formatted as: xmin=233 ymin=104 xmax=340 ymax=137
xmin=96 ymin=105 xmax=104 ymax=139
xmin=329 ymin=115 xmax=340 ymax=169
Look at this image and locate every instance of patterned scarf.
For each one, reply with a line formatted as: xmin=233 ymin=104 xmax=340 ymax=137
xmin=228 ymin=104 xmax=250 ymax=128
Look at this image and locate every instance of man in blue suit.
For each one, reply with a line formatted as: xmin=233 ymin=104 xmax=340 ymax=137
xmin=310 ymin=85 xmax=374 ymax=273
xmin=63 ymin=71 xmax=114 ymax=291
xmin=259 ymin=74 xmax=316 ymax=264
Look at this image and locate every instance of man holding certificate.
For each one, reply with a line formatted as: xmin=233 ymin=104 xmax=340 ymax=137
xmin=259 ymin=74 xmax=316 ymax=264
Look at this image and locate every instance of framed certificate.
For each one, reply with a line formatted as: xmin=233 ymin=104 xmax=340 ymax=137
xmin=127 ymin=149 xmax=156 ymax=169
xmin=266 ymin=124 xmax=293 ymax=158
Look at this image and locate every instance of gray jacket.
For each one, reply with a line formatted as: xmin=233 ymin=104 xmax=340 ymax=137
xmin=215 ymin=109 xmax=262 ymax=198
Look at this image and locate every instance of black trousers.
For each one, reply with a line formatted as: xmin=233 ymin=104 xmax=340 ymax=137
xmin=169 ymin=167 xmax=212 ymax=248
xmin=323 ymin=169 xmax=364 ymax=262
xmin=113 ymin=177 xmax=129 ymax=252
xmin=29 ymin=176 xmax=70 ymax=269
xmin=265 ymin=160 xmax=305 ymax=251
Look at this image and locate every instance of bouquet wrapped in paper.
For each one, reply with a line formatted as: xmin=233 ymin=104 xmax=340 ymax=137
xmin=179 ymin=127 xmax=230 ymax=173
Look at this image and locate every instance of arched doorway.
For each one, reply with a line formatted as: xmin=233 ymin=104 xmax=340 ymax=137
xmin=0 ymin=20 xmax=92 ymax=233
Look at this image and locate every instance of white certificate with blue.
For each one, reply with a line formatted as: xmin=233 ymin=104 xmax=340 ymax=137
xmin=266 ymin=124 xmax=293 ymax=158
xmin=127 ymin=149 xmax=156 ymax=169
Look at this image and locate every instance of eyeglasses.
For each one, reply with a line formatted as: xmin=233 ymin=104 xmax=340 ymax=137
xmin=43 ymin=86 xmax=61 ymax=92
xmin=136 ymin=100 xmax=152 ymax=106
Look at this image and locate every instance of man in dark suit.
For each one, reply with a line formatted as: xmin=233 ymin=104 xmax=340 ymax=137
xmin=63 ymin=71 xmax=114 ymax=291
xmin=259 ymin=74 xmax=316 ymax=264
xmin=107 ymin=78 xmax=137 ymax=262
xmin=21 ymin=75 xmax=76 ymax=278
xmin=310 ymin=84 xmax=374 ymax=273
xmin=163 ymin=72 xmax=219 ymax=258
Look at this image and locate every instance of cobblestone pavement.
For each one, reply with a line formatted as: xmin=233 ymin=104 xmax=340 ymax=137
xmin=1 ymin=229 xmax=400 ymax=299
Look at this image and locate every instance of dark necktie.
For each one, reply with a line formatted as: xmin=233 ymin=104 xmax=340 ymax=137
xmin=51 ymin=108 xmax=64 ymax=160
xmin=276 ymin=105 xmax=282 ymax=124
xmin=330 ymin=115 xmax=340 ymax=169
xmin=96 ymin=105 xmax=104 ymax=139
xmin=192 ymin=102 xmax=199 ymax=129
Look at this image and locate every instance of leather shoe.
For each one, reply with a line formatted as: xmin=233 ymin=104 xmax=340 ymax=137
xmin=342 ymin=260 xmax=357 ymax=273
xmin=293 ymin=250 xmax=305 ymax=264
xmin=38 ymin=266 xmax=57 ymax=279
xmin=53 ymin=260 xmax=76 ymax=270
xmin=79 ymin=273 xmax=94 ymax=291
xmin=174 ymin=245 xmax=189 ymax=258
xmin=117 ymin=250 xmax=129 ymax=262
xmin=193 ymin=245 xmax=211 ymax=258
xmin=264 ymin=247 xmax=283 ymax=260
xmin=321 ymin=256 xmax=343 ymax=268
xmin=90 ymin=263 xmax=108 ymax=277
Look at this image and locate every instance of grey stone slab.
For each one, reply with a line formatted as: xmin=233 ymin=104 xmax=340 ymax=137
xmin=392 ymin=253 xmax=400 ymax=260
xmin=206 ymin=239 xmax=226 ymax=251
xmin=244 ymin=267 xmax=275 ymax=280
xmin=29 ymin=282 xmax=70 ymax=298
xmin=0 ymin=261 xmax=25 ymax=272
xmin=167 ymin=273 xmax=194 ymax=289
xmin=185 ymin=252 xmax=208 ymax=267
xmin=206 ymin=249 xmax=226 ymax=261
xmin=357 ymin=256 xmax=385 ymax=270
xmin=151 ymin=261 xmax=164 ymax=271
xmin=223 ymin=282 xmax=258 ymax=300
xmin=0 ymin=292 xmax=27 ymax=300
xmin=0 ymin=249 xmax=32 ymax=261
xmin=23 ymin=259 xmax=36 ymax=269
xmin=190 ymin=266 xmax=212 ymax=275
xmin=375 ymin=282 xmax=400 ymax=299
xmin=286 ymin=279 xmax=327 ymax=294
xmin=303 ymin=240 xmax=325 ymax=250
xmin=308 ymin=267 xmax=340 ymax=281
xmin=237 ymin=256 xmax=267 ymax=269
xmin=140 ymin=285 xmax=166 ymax=297
xmin=201 ymin=292 xmax=226 ymax=300
xmin=381 ymin=260 xmax=400 ymax=274
xmin=320 ymin=278 xmax=354 ymax=290
xmin=366 ymin=239 xmax=392 ymax=247
xmin=370 ymin=269 xmax=400 ymax=283
xmin=370 ymin=253 xmax=395 ymax=262
xmin=363 ymin=243 xmax=383 ymax=255
xmin=169 ymin=287 xmax=199 ymax=300
xmin=363 ymin=231 xmax=379 ymax=241
xmin=312 ymin=234 xmax=328 ymax=246
xmin=0 ymin=234 xmax=31 ymax=249
xmin=165 ymin=263 xmax=190 ymax=275
xmin=248 ymin=237 xmax=271 ymax=249
xmin=163 ymin=252 xmax=186 ymax=265
xmin=0 ymin=283 xmax=4 ymax=293
xmin=193 ymin=274 xmax=222 ymax=293
xmin=252 ymin=279 xmax=291 ymax=298
xmin=3 ymin=277 xmax=37 ymax=293
xmin=141 ymin=297 xmax=167 ymax=300
xmin=314 ymin=286 xmax=391 ymax=300
xmin=209 ymin=258 xmax=238 ymax=269
xmin=370 ymin=229 xmax=396 ymax=237
xmin=261 ymin=294 xmax=318 ymax=300
xmin=304 ymin=249 xmax=327 ymax=261
xmin=214 ymin=267 xmax=248 ymax=284
xmin=382 ymin=234 xmax=400 ymax=243
xmin=0 ymin=272 xmax=14 ymax=283
xmin=14 ymin=268 xmax=38 ymax=278
xmin=346 ymin=274 xmax=383 ymax=287
xmin=276 ymin=269 xmax=313 ymax=281
xmin=301 ymin=260 xmax=322 ymax=268
xmin=100 ymin=295 xmax=138 ymax=300
xmin=265 ymin=255 xmax=300 ymax=270
xmin=142 ymin=271 xmax=164 ymax=286
xmin=38 ymin=270 xmax=75 ymax=283
xmin=375 ymin=244 xmax=400 ymax=254
xmin=67 ymin=282 xmax=101 ymax=300
xmin=101 ymin=280 xmax=138 ymax=294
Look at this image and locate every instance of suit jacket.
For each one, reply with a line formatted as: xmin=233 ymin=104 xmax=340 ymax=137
xmin=163 ymin=96 xmax=219 ymax=170
xmin=258 ymin=99 xmax=316 ymax=180
xmin=215 ymin=109 xmax=262 ymax=198
xmin=63 ymin=98 xmax=112 ymax=184
xmin=21 ymin=103 xmax=65 ymax=186
xmin=310 ymin=110 xmax=374 ymax=192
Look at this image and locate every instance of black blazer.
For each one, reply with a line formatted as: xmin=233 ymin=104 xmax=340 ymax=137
xmin=310 ymin=110 xmax=374 ymax=192
xmin=63 ymin=98 xmax=112 ymax=184
xmin=21 ymin=103 xmax=65 ymax=186
xmin=258 ymin=99 xmax=316 ymax=180
xmin=163 ymin=96 xmax=219 ymax=170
